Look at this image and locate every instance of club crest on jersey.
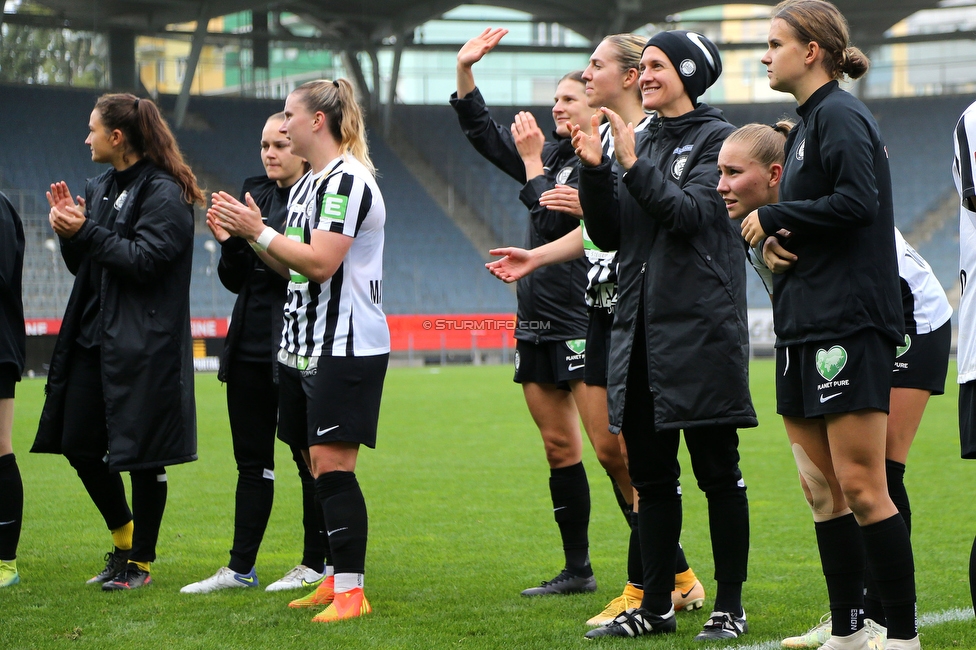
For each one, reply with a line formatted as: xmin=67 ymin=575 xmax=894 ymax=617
xmin=679 ymin=59 xmax=696 ymax=76
xmin=671 ymin=154 xmax=688 ymax=179
xmin=556 ymin=166 xmax=573 ymax=185
xmin=113 ymin=189 xmax=129 ymax=211
xmin=796 ymin=139 xmax=805 ymax=161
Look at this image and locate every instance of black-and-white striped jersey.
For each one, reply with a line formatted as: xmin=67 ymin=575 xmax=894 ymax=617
xmin=895 ymin=228 xmax=951 ymax=338
xmin=280 ymin=156 xmax=390 ymax=358
xmin=955 ymin=99 xmax=976 ymax=383
xmin=583 ymin=115 xmax=651 ymax=308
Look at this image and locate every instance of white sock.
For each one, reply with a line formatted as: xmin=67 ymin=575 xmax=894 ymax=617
xmin=334 ymin=572 xmax=364 ymax=593
xmin=324 ymin=565 xmax=335 ymax=577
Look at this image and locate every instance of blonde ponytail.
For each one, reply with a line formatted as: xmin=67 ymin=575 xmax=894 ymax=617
xmin=294 ymin=78 xmax=376 ymax=176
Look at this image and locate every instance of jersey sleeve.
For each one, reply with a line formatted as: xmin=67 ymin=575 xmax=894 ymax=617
xmin=315 ymin=171 xmax=373 ymax=238
xmin=955 ymin=106 xmax=976 ymax=213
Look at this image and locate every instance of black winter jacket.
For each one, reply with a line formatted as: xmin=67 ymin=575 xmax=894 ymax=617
xmin=451 ymin=88 xmax=588 ymax=343
xmin=0 ymin=192 xmax=25 ymax=375
xmin=32 ymin=163 xmax=197 ymax=471
xmin=216 ymin=176 xmax=290 ymax=382
xmin=580 ymin=104 xmax=757 ymax=432
xmin=757 ymin=81 xmax=903 ymax=347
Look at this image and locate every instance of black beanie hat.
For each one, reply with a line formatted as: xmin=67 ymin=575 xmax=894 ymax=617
xmin=643 ymin=30 xmax=722 ymax=105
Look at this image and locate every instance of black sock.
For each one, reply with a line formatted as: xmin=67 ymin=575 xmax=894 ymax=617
xmin=229 ymin=467 xmax=274 ymax=574
xmin=886 ymin=460 xmax=911 ymax=536
xmin=862 ymin=514 xmax=917 ymax=640
xmin=863 ymin=571 xmax=885 ymax=625
xmin=609 ymin=472 xmax=633 ymax=527
xmin=627 ymin=511 xmax=642 ymax=588
xmin=314 ymin=471 xmax=367 ymax=575
xmin=294 ymin=447 xmax=327 ymax=572
xmin=549 ymin=462 xmax=591 ymax=574
xmin=675 ymin=542 xmax=689 ymax=574
xmin=864 ymin=460 xmax=911 ymax=626
xmin=0 ymin=454 xmax=23 ymax=560
xmin=130 ymin=469 xmax=168 ymax=564
xmin=715 ymin=581 xmax=743 ymax=617
xmin=815 ymin=514 xmax=864 ymax=637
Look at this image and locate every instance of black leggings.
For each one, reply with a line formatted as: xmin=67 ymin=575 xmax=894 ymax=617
xmin=622 ymin=326 xmax=749 ymax=606
xmin=226 ymin=359 xmax=326 ymax=573
xmin=226 ymin=360 xmax=278 ymax=573
xmin=61 ymin=344 xmax=167 ymax=563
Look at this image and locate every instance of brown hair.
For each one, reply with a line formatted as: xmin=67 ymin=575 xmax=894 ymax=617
xmin=772 ymin=0 xmax=869 ymax=80
xmin=293 ymin=78 xmax=375 ymax=176
xmin=599 ymin=34 xmax=647 ymax=98
xmin=559 ymin=70 xmax=585 ymax=85
xmin=94 ymin=93 xmax=204 ymax=205
xmin=725 ymin=120 xmax=795 ymax=167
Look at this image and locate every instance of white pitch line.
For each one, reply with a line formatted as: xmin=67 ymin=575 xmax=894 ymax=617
xmin=722 ymin=609 xmax=973 ymax=650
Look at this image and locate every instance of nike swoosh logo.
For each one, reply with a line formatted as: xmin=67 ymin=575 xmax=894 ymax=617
xmin=568 ymin=363 xmax=585 ymax=371
xmin=317 ymin=425 xmax=339 ymax=436
xmin=0 ymin=520 xmax=16 ymax=526
xmin=820 ymin=393 xmax=843 ymax=403
xmin=680 ymin=585 xmax=697 ymax=598
xmin=327 ymin=527 xmax=348 ymax=537
xmin=553 ymin=506 xmax=567 ymax=512
xmin=237 ymin=575 xmax=256 ymax=584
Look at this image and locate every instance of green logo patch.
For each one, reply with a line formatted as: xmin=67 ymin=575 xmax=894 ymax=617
xmin=896 ymin=334 xmax=911 ymax=359
xmin=285 ymin=226 xmax=308 ymax=283
xmin=320 ymin=193 xmax=348 ymax=221
xmin=816 ymin=346 xmax=847 ymax=381
xmin=565 ymin=339 xmax=586 ymax=355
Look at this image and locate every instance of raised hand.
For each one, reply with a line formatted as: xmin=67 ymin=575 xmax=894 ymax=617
xmin=602 ymin=107 xmax=637 ymax=170
xmin=571 ymin=114 xmax=604 ymax=167
xmin=46 ymin=181 xmax=80 ymax=212
xmin=512 ymin=111 xmax=545 ymax=161
xmin=457 ymin=28 xmax=508 ymax=68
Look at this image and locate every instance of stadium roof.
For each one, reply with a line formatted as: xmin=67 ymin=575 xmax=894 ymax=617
xmin=22 ymin=0 xmax=945 ymax=45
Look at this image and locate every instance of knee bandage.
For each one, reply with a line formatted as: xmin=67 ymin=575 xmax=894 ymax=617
xmin=791 ymin=443 xmax=838 ymax=521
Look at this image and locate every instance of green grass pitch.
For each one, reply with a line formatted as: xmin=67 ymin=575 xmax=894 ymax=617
xmin=2 ymin=361 xmax=975 ymax=648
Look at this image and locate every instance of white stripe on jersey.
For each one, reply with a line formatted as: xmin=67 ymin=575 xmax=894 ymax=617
xmin=955 ymin=100 xmax=976 ymax=382
xmin=280 ymin=156 xmax=390 ymax=358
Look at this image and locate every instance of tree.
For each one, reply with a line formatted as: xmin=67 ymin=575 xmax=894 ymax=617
xmin=0 ymin=0 xmax=106 ymax=86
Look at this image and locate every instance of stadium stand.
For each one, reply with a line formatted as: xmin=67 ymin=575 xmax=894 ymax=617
xmin=0 ymin=83 xmax=514 ymax=319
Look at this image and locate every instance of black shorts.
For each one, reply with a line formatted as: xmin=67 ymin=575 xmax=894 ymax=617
xmin=0 ymin=363 xmax=19 ymax=399
xmin=890 ymin=321 xmax=950 ymax=395
xmin=960 ymin=381 xmax=976 ymax=459
xmin=776 ymin=329 xmax=895 ymax=419
xmin=277 ymin=354 xmax=388 ymax=450
xmin=514 ymin=339 xmax=585 ymax=390
xmin=584 ymin=307 xmax=613 ymax=387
